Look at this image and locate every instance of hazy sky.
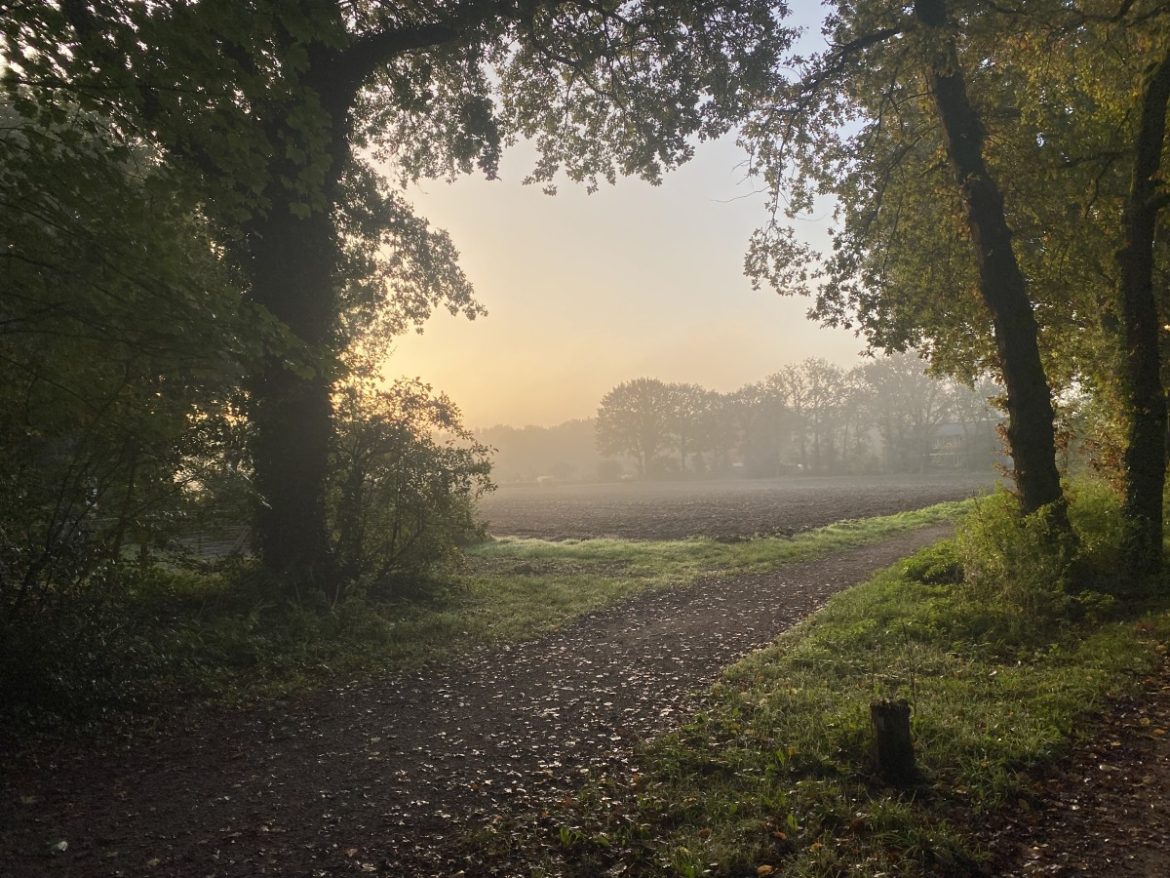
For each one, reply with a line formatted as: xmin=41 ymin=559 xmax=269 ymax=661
xmin=386 ymin=7 xmax=862 ymax=429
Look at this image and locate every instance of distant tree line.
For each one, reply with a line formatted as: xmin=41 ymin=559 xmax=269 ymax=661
xmin=595 ymin=354 xmax=1001 ymax=479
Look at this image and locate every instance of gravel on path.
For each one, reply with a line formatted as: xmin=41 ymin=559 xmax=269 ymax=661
xmin=1 ymin=525 xmax=951 ymax=878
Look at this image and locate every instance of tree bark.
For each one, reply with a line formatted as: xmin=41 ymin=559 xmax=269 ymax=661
xmin=246 ymin=201 xmax=339 ymax=585
xmin=914 ymin=0 xmax=1066 ymax=518
xmin=1117 ymin=47 xmax=1170 ymax=580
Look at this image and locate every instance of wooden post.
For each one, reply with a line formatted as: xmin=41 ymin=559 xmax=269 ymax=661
xmin=870 ymin=699 xmax=918 ymax=786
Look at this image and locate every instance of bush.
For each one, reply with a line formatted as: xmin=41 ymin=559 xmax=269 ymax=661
xmin=955 ymin=482 xmax=1130 ymax=639
xmin=0 ymin=564 xmax=210 ymax=728
xmin=956 ymin=490 xmax=1078 ymax=626
xmin=330 ymin=379 xmax=494 ymax=597
xmin=1065 ymin=479 xmax=1128 ymax=587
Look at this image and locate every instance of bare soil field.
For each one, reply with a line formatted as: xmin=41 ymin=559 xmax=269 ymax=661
xmin=477 ymin=472 xmax=999 ymax=541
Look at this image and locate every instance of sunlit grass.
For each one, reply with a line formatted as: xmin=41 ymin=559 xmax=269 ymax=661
xmin=508 ymin=493 xmax=1170 ymax=878
xmin=472 ymin=500 xmax=967 ymax=575
xmin=450 ymin=501 xmax=966 ymax=645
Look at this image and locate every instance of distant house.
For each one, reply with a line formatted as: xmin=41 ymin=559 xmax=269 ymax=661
xmin=930 ymin=423 xmax=966 ymax=469
xmin=930 ymin=421 xmax=1003 ymax=470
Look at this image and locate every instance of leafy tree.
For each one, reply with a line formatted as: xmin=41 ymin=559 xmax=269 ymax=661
xmin=4 ymin=1 xmax=791 ymax=588
xmin=948 ymin=375 xmax=1003 ymax=471
xmin=665 ymin=382 xmax=716 ymax=474
xmin=596 ymin=378 xmax=674 ymax=477
xmin=706 ymin=388 xmax=753 ymax=477
xmin=912 ymin=0 xmax=1066 ymax=514
xmin=967 ymin=2 xmax=1170 ymax=574
xmin=0 ymin=99 xmax=247 ymax=635
xmin=765 ymin=360 xmax=847 ymax=474
xmin=1114 ymin=33 xmax=1170 ymax=576
xmin=863 ymin=352 xmax=953 ymax=473
xmin=801 ymin=358 xmax=848 ymax=473
xmin=763 ymin=365 xmax=810 ymax=471
xmin=744 ymin=1 xmax=1170 ymax=577
xmin=741 ymin=0 xmax=1067 ymax=515
xmin=836 ymin=367 xmax=873 ymax=472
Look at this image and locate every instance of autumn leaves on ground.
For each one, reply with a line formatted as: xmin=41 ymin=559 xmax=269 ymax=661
xmin=4 ymin=482 xmax=1170 ymax=877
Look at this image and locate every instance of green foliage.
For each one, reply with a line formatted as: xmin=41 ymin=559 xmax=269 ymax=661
xmin=0 ymin=95 xmax=250 ymax=636
xmin=0 ymin=0 xmax=796 ymax=583
xmin=953 ymin=481 xmax=1137 ymax=632
xmin=1065 ymin=479 xmax=1129 ymax=585
xmin=956 ymin=491 xmax=1079 ymax=624
xmin=595 ymin=378 xmax=675 ymax=477
xmin=739 ymin=0 xmax=1170 ymax=516
xmin=331 ymin=379 xmax=494 ymax=595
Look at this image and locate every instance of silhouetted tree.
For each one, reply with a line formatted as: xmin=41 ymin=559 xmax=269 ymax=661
xmin=596 ymin=379 xmax=674 ymax=478
xmin=6 ymin=1 xmax=790 ymax=588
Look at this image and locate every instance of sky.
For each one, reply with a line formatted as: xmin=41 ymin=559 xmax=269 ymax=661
xmin=385 ymin=7 xmax=863 ymax=429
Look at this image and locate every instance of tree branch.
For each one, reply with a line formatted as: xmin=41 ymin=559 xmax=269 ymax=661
xmin=337 ymin=0 xmax=512 ymax=95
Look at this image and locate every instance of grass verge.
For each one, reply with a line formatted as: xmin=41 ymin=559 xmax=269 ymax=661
xmin=487 ymin=489 xmax=1170 ymax=877
xmin=1 ymin=501 xmax=966 ymax=733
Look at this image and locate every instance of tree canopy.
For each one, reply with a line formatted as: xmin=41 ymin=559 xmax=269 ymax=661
xmin=740 ymin=0 xmax=1170 ymax=576
xmin=3 ymin=0 xmax=793 ymax=587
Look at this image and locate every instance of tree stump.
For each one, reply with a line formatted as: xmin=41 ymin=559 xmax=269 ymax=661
xmin=870 ymin=698 xmax=918 ymax=787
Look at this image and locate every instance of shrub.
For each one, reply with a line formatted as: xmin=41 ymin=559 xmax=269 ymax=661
xmin=1065 ymin=479 xmax=1128 ymax=587
xmin=330 ymin=379 xmax=494 ymax=597
xmin=956 ymin=490 xmax=1077 ymax=626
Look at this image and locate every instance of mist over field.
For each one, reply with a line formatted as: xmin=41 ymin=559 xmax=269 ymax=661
xmin=477 ymin=473 xmax=998 ymax=542
xmin=474 ymin=352 xmax=1003 ymax=490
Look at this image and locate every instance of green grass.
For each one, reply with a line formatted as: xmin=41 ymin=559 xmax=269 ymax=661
xmin=461 ymin=501 xmax=965 ymax=642
xmin=1 ymin=501 xmax=966 ymax=731
xmin=506 ymin=489 xmax=1170 ymax=877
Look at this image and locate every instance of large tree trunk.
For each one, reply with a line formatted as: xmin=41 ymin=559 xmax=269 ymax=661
xmin=1117 ymin=48 xmax=1170 ymax=580
xmin=914 ymin=0 xmax=1065 ymax=518
xmin=244 ymin=40 xmax=358 ymax=590
xmin=246 ymin=203 xmax=339 ymax=585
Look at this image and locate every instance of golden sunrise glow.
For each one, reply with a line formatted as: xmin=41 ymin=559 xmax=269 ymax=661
xmin=388 ymin=136 xmax=863 ymax=428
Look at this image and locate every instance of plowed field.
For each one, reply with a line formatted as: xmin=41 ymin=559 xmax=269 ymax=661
xmin=477 ymin=472 xmax=998 ymax=541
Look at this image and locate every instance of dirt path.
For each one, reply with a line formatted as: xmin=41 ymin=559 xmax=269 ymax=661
xmin=983 ymin=654 xmax=1170 ymax=877
xmin=0 ymin=526 xmax=950 ymax=877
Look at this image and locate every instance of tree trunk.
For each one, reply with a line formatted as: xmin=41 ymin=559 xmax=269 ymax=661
xmin=246 ymin=203 xmax=339 ymax=586
xmin=243 ymin=42 xmax=359 ymax=590
xmin=914 ymin=0 xmax=1065 ymax=519
xmin=1117 ymin=48 xmax=1170 ymax=580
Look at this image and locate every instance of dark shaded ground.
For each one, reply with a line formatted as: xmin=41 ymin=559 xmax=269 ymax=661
xmin=984 ymin=652 xmax=1170 ymax=877
xmin=0 ymin=527 xmax=950 ymax=878
xmin=477 ymin=473 xmax=997 ymax=541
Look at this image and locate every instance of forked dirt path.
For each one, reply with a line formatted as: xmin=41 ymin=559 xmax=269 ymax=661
xmin=0 ymin=527 xmax=951 ymax=877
